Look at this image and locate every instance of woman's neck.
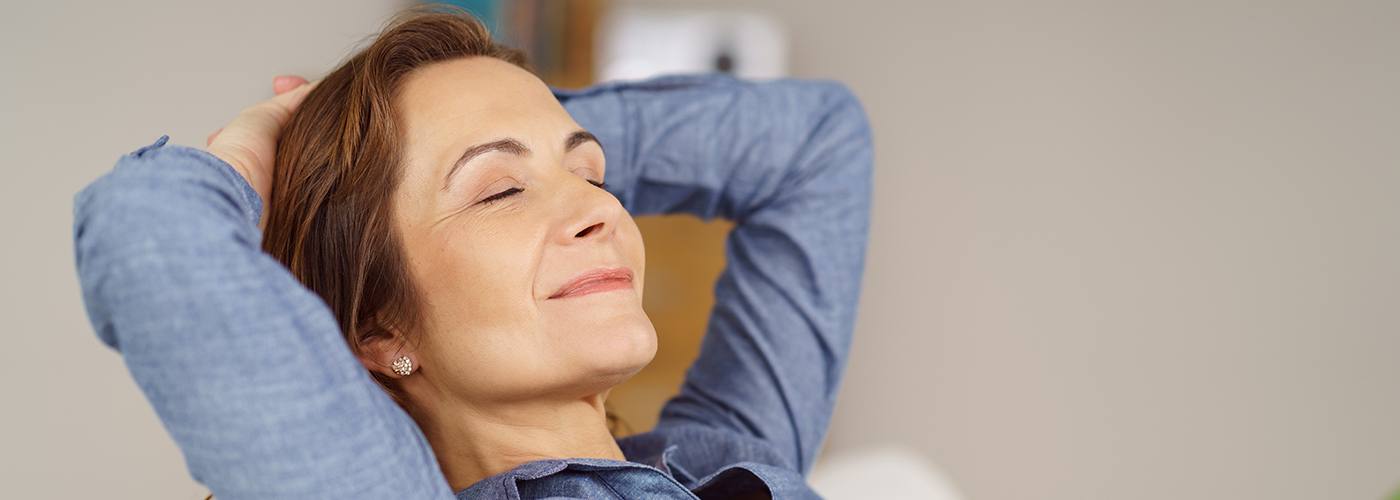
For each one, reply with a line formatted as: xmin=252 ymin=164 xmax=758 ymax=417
xmin=414 ymin=392 xmax=625 ymax=492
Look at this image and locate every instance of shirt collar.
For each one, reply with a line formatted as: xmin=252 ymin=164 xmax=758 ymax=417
xmin=453 ymin=448 xmax=685 ymax=499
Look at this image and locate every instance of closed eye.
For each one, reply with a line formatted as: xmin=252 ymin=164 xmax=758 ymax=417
xmin=478 ymin=187 xmax=523 ymax=205
xmin=477 ymin=179 xmax=604 ymax=207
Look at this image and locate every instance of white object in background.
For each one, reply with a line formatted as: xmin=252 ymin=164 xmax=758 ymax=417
xmin=596 ymin=8 xmax=787 ymax=82
xmin=807 ymin=444 xmax=967 ymax=500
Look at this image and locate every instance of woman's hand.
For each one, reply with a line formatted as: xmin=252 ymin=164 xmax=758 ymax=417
xmin=206 ymin=75 xmax=317 ymax=229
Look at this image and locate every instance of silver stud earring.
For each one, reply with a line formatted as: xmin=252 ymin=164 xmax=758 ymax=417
xmin=391 ymin=355 xmax=414 ymax=376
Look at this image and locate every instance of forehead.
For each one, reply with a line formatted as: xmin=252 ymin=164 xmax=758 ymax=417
xmin=394 ymin=56 xmax=575 ymax=160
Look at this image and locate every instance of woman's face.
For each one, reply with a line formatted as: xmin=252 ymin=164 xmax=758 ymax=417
xmin=384 ymin=56 xmax=655 ymax=407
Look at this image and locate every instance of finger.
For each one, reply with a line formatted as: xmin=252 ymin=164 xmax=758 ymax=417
xmin=206 ymin=127 xmax=223 ymax=147
xmin=267 ymin=79 xmax=321 ymax=115
xmin=273 ymin=75 xmax=309 ymax=95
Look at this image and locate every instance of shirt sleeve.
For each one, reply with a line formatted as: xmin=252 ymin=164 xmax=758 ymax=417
xmin=72 ymin=137 xmax=456 ymax=500
xmin=556 ymin=74 xmax=875 ymax=476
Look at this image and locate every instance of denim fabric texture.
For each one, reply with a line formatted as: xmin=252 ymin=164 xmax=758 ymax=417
xmin=73 ymin=73 xmax=873 ymax=499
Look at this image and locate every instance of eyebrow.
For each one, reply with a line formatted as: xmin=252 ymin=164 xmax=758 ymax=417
xmin=440 ymin=130 xmax=601 ymax=192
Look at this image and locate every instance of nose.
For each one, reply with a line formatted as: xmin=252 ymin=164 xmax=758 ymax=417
xmin=555 ymin=176 xmax=621 ymax=245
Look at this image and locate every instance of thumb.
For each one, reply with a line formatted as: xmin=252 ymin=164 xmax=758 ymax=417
xmin=273 ymin=75 xmax=309 ymax=95
xmin=266 ymin=79 xmax=320 ymax=118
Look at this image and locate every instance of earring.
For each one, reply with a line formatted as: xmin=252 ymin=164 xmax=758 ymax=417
xmin=391 ymin=355 xmax=414 ymax=376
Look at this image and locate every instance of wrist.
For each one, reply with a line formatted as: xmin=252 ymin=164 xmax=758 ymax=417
xmin=207 ymin=145 xmax=271 ymax=205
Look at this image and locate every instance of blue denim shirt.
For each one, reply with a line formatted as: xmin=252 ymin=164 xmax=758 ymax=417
xmin=73 ymin=73 xmax=873 ymax=499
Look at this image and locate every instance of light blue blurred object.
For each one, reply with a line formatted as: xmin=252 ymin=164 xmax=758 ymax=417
xmin=428 ymin=0 xmax=500 ymax=34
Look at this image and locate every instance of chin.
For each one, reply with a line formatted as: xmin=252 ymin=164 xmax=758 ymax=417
xmin=575 ymin=315 xmax=658 ymax=386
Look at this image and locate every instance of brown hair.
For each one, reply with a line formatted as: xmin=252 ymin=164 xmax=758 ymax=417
xmin=261 ymin=7 xmax=630 ymax=437
xmin=263 ymin=6 xmax=524 ymax=406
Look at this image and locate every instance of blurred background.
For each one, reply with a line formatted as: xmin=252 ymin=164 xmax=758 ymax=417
xmin=3 ymin=1 xmax=1398 ymax=499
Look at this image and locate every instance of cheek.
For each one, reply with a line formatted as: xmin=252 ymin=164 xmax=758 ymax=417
xmin=414 ymin=224 xmax=554 ymax=399
xmin=412 ymin=222 xmax=543 ymax=332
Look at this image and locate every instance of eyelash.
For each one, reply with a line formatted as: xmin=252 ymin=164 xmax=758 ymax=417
xmin=476 ymin=179 xmax=607 ymax=206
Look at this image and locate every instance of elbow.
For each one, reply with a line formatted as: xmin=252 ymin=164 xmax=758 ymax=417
xmin=72 ymin=170 xmax=150 ymax=259
xmin=815 ymin=81 xmax=875 ymax=200
xmin=71 ymin=179 xmax=126 ymax=351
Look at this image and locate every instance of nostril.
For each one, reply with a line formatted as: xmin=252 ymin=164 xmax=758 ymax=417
xmin=575 ymin=222 xmax=604 ymax=238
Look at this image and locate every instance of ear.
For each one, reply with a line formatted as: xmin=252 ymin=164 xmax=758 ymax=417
xmin=354 ymin=326 xmax=416 ymax=379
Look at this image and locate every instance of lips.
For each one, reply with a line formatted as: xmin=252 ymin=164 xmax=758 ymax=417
xmin=548 ymin=267 xmax=634 ymax=299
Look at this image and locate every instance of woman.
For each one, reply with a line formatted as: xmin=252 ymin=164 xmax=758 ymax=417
xmin=74 ymin=8 xmax=871 ymax=499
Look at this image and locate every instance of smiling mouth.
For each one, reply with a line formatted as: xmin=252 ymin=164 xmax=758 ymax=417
xmin=548 ymin=267 xmax=634 ymax=299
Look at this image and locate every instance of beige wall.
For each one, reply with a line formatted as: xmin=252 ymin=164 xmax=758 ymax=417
xmin=0 ymin=2 xmax=413 ymax=498
xmin=4 ymin=1 xmax=1398 ymax=499
xmin=656 ymin=1 xmax=1398 ymax=499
